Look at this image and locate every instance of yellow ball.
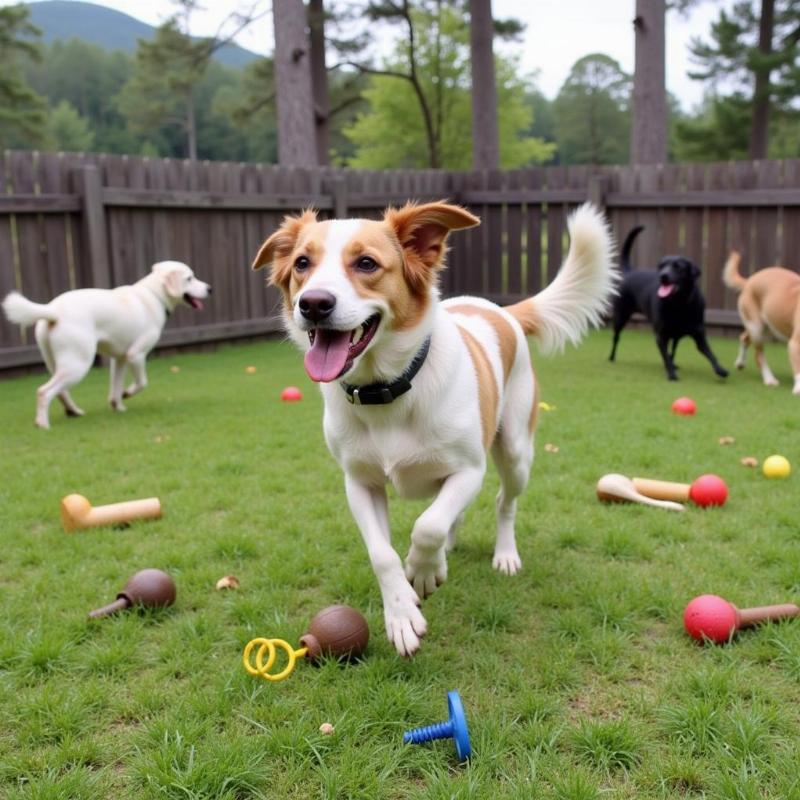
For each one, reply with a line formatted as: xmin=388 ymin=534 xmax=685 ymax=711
xmin=763 ymin=455 xmax=791 ymax=479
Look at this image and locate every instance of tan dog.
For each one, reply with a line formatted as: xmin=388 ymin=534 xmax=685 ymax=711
xmin=724 ymin=251 xmax=800 ymax=394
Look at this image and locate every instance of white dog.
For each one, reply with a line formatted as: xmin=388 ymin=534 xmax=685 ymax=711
xmin=253 ymin=201 xmax=616 ymax=656
xmin=2 ymin=261 xmax=211 ymax=428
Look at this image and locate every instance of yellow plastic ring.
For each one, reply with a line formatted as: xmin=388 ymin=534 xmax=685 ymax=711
xmin=243 ymin=637 xmax=276 ymax=677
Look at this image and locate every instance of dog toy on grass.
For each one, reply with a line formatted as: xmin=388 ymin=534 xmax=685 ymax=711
xmin=243 ymin=604 xmax=369 ymax=682
xmin=280 ymin=386 xmax=302 ymax=402
xmin=596 ymin=473 xmax=727 ymax=510
xmin=763 ymin=454 xmax=791 ymax=479
xmin=89 ymin=569 xmax=176 ymax=618
xmin=404 ymin=690 xmax=471 ymax=762
xmin=684 ymin=594 xmax=800 ymax=643
xmin=671 ymin=396 xmax=697 ymax=415
xmin=61 ymin=493 xmax=162 ymax=532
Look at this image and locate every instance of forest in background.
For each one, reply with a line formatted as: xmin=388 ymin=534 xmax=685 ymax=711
xmin=0 ymin=0 xmax=798 ymax=167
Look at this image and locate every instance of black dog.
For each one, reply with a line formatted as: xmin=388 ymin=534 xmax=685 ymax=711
xmin=609 ymin=226 xmax=729 ymax=381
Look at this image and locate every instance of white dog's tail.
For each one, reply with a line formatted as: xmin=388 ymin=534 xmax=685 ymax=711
xmin=505 ymin=203 xmax=618 ymax=354
xmin=723 ymin=251 xmax=747 ymax=292
xmin=2 ymin=292 xmax=57 ymax=328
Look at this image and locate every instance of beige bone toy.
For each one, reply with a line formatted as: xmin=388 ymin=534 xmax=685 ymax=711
xmin=596 ymin=474 xmax=685 ymax=512
xmin=61 ymin=493 xmax=162 ymax=532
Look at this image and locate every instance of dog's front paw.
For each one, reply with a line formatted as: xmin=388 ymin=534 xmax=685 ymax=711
xmin=405 ymin=545 xmax=447 ymax=599
xmin=716 ymin=367 xmax=729 ymax=378
xmin=764 ymin=377 xmax=780 ymax=387
xmin=383 ymin=581 xmax=427 ymax=657
xmin=493 ymin=549 xmax=522 ymax=575
xmin=109 ymin=398 xmax=127 ymax=412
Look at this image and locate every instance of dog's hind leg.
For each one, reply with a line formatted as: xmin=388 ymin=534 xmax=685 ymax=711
xmin=692 ymin=330 xmax=729 ymax=378
xmin=108 ymin=358 xmax=129 ymax=411
xmin=656 ymin=333 xmax=678 ymax=380
xmin=735 ymin=331 xmax=750 ymax=369
xmin=35 ymin=320 xmax=84 ymax=418
xmin=35 ymin=361 xmax=92 ymax=429
xmin=788 ymin=330 xmax=800 ymax=395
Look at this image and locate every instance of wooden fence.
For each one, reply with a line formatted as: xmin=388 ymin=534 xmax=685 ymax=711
xmin=2 ymin=150 xmax=800 ymax=370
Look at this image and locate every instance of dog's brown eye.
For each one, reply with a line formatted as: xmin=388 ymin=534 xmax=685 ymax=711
xmin=356 ymin=256 xmax=378 ymax=273
xmin=294 ymin=256 xmax=310 ymax=271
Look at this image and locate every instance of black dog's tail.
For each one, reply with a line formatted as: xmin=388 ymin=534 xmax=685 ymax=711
xmin=620 ymin=225 xmax=644 ymax=272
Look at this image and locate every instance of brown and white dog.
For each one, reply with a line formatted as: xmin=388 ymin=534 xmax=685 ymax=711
xmin=724 ymin=251 xmax=800 ymax=394
xmin=254 ymin=202 xmax=616 ymax=656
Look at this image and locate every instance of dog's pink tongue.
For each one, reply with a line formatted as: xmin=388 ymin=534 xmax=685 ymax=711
xmin=658 ymin=284 xmax=675 ymax=298
xmin=304 ymin=329 xmax=352 ymax=382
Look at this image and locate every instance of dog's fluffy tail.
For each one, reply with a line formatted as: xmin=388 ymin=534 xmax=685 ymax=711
xmin=723 ymin=251 xmax=747 ymax=292
xmin=620 ymin=225 xmax=644 ymax=272
xmin=504 ymin=203 xmax=618 ymax=355
xmin=2 ymin=292 xmax=57 ymax=327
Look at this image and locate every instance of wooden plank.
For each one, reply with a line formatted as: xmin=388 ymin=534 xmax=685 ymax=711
xmin=241 ymin=161 xmax=269 ymax=319
xmin=38 ymin=152 xmax=72 ymax=297
xmin=659 ymin=163 xmax=682 ymax=254
xmin=727 ymin=160 xmax=756 ymax=277
xmin=636 ymin=164 xmax=661 ymax=267
xmin=102 ymin=154 xmax=132 ymax=287
xmin=486 ymin=169 xmax=504 ymax=295
xmin=225 ymin=161 xmax=253 ymax=327
xmin=101 ymin=186 xmax=335 ymax=211
xmin=127 ymin=156 xmax=153 ymax=281
xmin=753 ymin=160 xmax=782 ymax=269
xmin=460 ymin=188 xmax=586 ymax=205
xmin=615 ymin=165 xmax=640 ymax=269
xmin=146 ymin=157 xmax=170 ymax=261
xmin=0 ymin=195 xmax=81 ymax=213
xmin=606 ymin=188 xmax=800 ymax=207
xmin=505 ymin=170 xmax=523 ymax=296
xmin=9 ymin=151 xmax=48 ymax=304
xmin=782 ymin=160 xmax=800 ymax=271
xmin=523 ymin=166 xmax=543 ymax=296
xmin=704 ymin=162 xmax=728 ymax=308
xmin=683 ymin=163 xmax=706 ymax=269
xmin=545 ymin=165 xmax=566 ymax=282
xmin=0 ymin=152 xmax=23 ymax=349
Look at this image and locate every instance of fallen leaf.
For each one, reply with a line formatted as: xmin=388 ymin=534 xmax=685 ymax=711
xmin=718 ymin=436 xmax=735 ymax=445
xmin=216 ymin=575 xmax=240 ymax=590
xmin=319 ymin=722 xmax=334 ymax=735
xmin=544 ymin=443 xmax=559 ymax=453
xmin=539 ymin=401 xmax=556 ymax=412
xmin=740 ymin=456 xmax=758 ymax=468
xmin=245 ymin=366 xmax=257 ymax=374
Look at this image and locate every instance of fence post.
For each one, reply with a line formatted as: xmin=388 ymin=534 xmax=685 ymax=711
xmin=588 ymin=175 xmax=608 ymax=211
xmin=330 ymin=177 xmax=348 ymax=218
xmin=73 ymin=165 xmax=111 ymax=289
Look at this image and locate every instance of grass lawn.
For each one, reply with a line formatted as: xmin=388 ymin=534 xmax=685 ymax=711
xmin=2 ymin=328 xmax=800 ymax=799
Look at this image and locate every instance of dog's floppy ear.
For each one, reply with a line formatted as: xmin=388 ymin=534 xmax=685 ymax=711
xmin=689 ymin=260 xmax=701 ymax=279
xmin=252 ymin=209 xmax=318 ymax=287
xmin=384 ymin=201 xmax=480 ymax=294
xmin=163 ymin=267 xmax=184 ymax=299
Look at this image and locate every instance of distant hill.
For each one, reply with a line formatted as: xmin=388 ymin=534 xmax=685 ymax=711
xmin=26 ymin=0 xmax=262 ymax=69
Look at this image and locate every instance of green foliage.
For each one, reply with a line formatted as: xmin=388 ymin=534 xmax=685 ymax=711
xmin=553 ymin=53 xmax=631 ymax=165
xmin=344 ymin=5 xmax=553 ymax=169
xmin=0 ymin=5 xmax=47 ymax=149
xmin=45 ymin=100 xmax=95 ymax=153
xmin=675 ymin=0 xmax=800 ymax=160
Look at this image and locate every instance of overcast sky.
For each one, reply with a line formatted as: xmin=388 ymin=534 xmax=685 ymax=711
xmin=17 ymin=0 xmax=738 ymax=110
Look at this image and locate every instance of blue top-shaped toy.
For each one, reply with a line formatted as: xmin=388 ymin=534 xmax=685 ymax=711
xmin=403 ymin=690 xmax=471 ymax=761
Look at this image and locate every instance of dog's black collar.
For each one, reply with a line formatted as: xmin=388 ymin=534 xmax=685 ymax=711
xmin=341 ymin=336 xmax=431 ymax=405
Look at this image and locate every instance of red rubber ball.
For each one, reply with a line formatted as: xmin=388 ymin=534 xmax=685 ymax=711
xmin=280 ymin=386 xmax=303 ymax=402
xmin=684 ymin=594 xmax=737 ymax=642
xmin=689 ymin=474 xmax=728 ymax=507
xmin=671 ymin=396 xmax=697 ymax=415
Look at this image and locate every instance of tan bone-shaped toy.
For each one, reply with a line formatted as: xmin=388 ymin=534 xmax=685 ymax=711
xmin=61 ymin=493 xmax=162 ymax=532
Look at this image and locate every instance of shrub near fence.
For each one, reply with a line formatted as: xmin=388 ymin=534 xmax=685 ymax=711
xmin=1 ymin=150 xmax=799 ymax=370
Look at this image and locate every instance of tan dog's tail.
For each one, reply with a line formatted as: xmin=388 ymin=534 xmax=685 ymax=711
xmin=504 ymin=203 xmax=618 ymax=354
xmin=723 ymin=251 xmax=747 ymax=292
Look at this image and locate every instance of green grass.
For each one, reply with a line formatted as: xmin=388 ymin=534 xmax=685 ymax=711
xmin=1 ymin=328 xmax=799 ymax=799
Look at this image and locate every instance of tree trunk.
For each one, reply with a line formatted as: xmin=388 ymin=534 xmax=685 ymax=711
xmin=469 ymin=0 xmax=500 ymax=170
xmin=186 ymin=85 xmax=198 ymax=162
xmin=630 ymin=0 xmax=667 ymax=164
xmin=308 ymin=0 xmax=330 ymax=166
xmin=749 ymin=0 xmax=774 ymax=159
xmin=272 ymin=0 xmax=318 ymax=166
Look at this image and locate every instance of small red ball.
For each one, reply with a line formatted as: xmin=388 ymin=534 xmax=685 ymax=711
xmin=671 ymin=396 xmax=697 ymax=415
xmin=684 ymin=594 xmax=738 ymax=642
xmin=689 ymin=474 xmax=728 ymax=507
xmin=280 ymin=386 xmax=303 ymax=402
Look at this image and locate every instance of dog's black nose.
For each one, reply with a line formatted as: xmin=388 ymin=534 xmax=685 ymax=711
xmin=207 ymin=285 xmax=213 ymax=294
xmin=299 ymin=290 xmax=336 ymax=323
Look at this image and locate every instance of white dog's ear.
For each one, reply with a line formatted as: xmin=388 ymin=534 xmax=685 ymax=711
xmin=384 ymin=201 xmax=480 ymax=294
xmin=253 ymin=209 xmax=318 ymax=287
xmin=163 ymin=268 xmax=184 ymax=299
